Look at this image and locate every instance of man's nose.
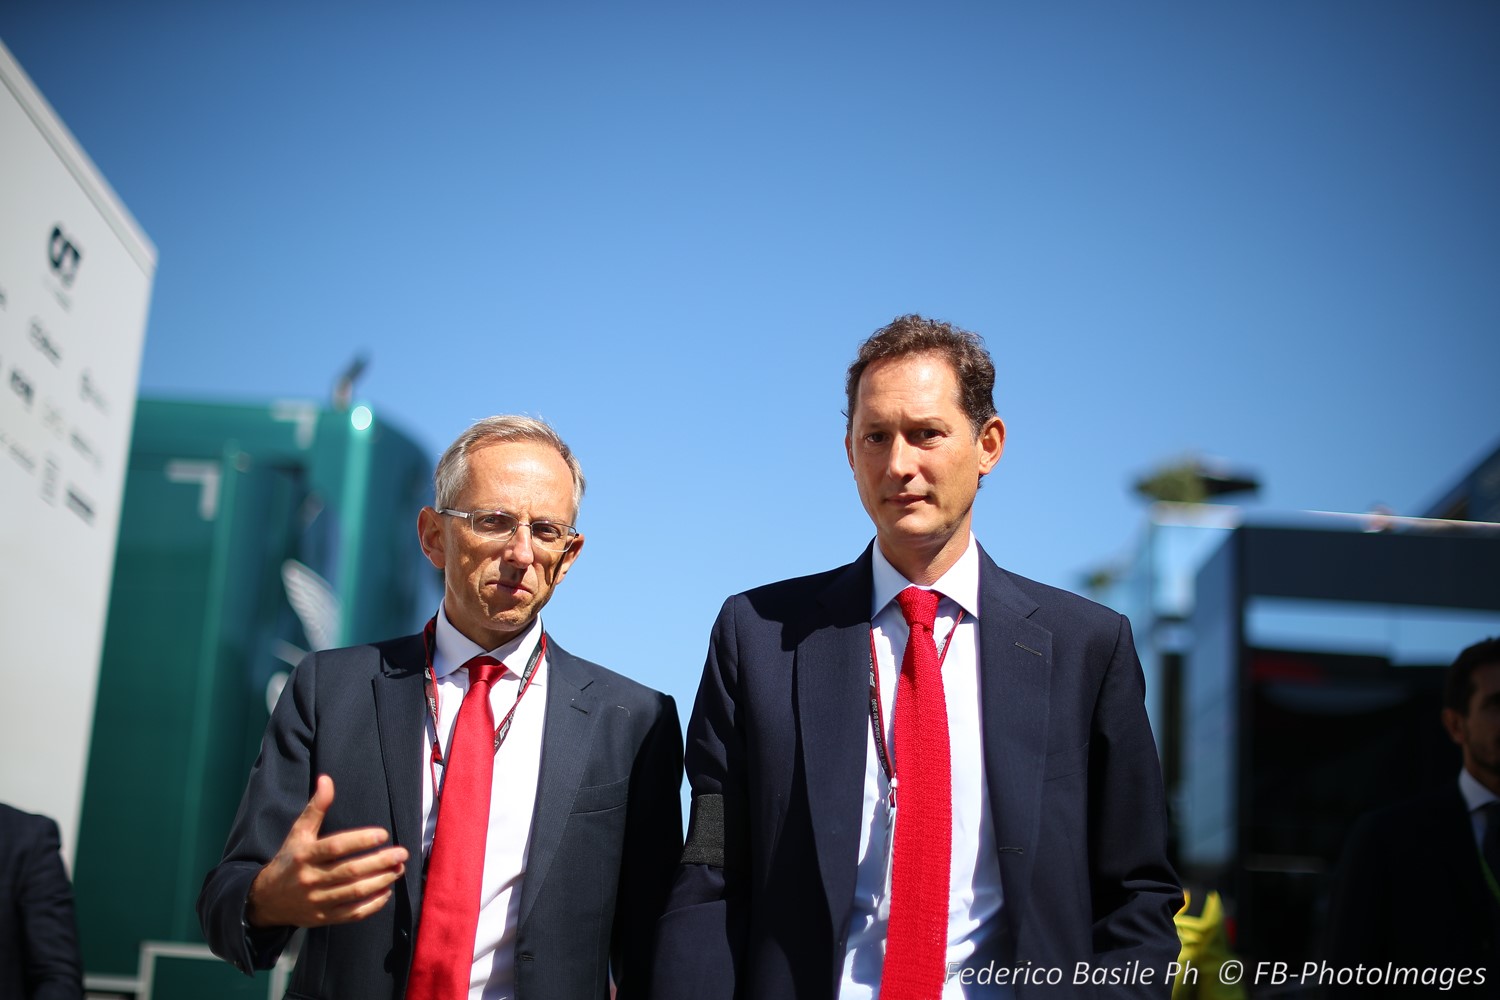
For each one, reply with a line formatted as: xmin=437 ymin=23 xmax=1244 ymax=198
xmin=502 ymin=525 xmax=538 ymax=565
xmin=886 ymin=437 xmax=918 ymax=479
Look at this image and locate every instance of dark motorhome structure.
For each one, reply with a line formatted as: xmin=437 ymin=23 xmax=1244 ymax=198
xmin=1098 ymin=440 xmax=1500 ymax=980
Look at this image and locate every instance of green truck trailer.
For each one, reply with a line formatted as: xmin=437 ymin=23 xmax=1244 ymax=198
xmin=74 ymin=398 xmax=434 ymax=999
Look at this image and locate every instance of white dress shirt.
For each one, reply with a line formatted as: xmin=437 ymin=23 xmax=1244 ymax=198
xmin=838 ymin=536 xmax=1009 ymax=999
xmin=423 ymin=606 xmax=549 ymax=1000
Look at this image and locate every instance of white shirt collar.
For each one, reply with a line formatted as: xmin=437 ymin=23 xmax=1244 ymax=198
xmin=432 ymin=604 xmax=544 ymax=681
xmin=869 ymin=533 xmax=981 ymax=620
xmin=1460 ymin=767 xmax=1499 ymax=814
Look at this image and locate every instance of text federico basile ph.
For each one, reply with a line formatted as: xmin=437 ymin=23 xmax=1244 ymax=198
xmin=946 ymin=958 xmax=1488 ymax=991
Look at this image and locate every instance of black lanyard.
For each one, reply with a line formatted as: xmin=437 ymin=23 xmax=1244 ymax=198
xmin=420 ymin=615 xmax=546 ymax=783
xmin=866 ymin=605 xmax=965 ymax=797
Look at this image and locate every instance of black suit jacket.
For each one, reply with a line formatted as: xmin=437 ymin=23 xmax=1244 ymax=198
xmin=199 ymin=631 xmax=683 ymax=1000
xmin=1325 ymin=783 xmax=1499 ymax=996
xmin=0 ymin=804 xmax=84 ymax=1000
xmin=652 ymin=543 xmax=1181 ymax=1000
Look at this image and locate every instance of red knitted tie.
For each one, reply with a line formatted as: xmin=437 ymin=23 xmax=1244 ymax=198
xmin=407 ymin=655 xmax=505 ymax=1000
xmin=882 ymin=586 xmax=950 ymax=1000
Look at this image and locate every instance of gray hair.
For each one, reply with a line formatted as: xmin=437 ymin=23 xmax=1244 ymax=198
xmin=433 ymin=415 xmax=586 ymax=518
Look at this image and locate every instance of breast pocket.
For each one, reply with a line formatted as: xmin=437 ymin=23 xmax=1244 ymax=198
xmin=571 ymin=775 xmax=630 ymax=814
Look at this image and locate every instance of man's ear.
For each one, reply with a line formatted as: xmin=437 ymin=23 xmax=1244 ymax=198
xmin=977 ymin=416 xmax=1006 ymax=476
xmin=1442 ymin=706 xmax=1466 ymax=747
xmin=417 ymin=507 xmax=447 ymax=570
xmin=553 ymin=532 xmax=585 ymax=584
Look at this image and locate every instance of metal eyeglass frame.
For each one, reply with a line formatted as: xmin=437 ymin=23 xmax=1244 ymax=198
xmin=434 ymin=508 xmax=579 ymax=551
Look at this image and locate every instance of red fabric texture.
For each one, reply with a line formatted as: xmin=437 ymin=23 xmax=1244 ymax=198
xmin=407 ymin=655 xmax=504 ymax=1000
xmin=882 ymin=586 xmax=951 ymax=1000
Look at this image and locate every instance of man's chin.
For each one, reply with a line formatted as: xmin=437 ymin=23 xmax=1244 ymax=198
xmin=479 ymin=599 xmax=535 ymax=629
xmin=881 ymin=516 xmax=949 ymax=547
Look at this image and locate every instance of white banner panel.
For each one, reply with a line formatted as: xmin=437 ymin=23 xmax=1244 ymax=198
xmin=0 ymin=38 xmax=156 ymax=862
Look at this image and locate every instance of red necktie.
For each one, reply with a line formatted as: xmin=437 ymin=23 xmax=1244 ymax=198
xmin=407 ymin=655 xmax=505 ymax=1000
xmin=882 ymin=586 xmax=950 ymax=1000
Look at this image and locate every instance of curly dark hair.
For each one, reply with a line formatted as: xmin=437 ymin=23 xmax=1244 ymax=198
xmin=844 ymin=314 xmax=997 ymax=435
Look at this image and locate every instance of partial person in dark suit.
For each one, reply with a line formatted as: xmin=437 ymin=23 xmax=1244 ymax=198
xmin=652 ymin=316 xmax=1181 ymax=1000
xmin=200 ymin=415 xmax=683 ymax=1000
xmin=1325 ymin=636 xmax=1500 ymax=995
xmin=0 ymin=803 xmax=84 ymax=1000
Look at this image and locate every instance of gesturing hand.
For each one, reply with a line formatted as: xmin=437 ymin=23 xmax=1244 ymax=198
xmin=246 ymin=775 xmax=409 ymax=929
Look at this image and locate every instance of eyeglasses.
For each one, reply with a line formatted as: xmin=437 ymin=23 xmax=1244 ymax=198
xmin=435 ymin=508 xmax=579 ymax=550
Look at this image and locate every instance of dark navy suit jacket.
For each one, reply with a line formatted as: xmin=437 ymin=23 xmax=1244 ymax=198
xmin=0 ymin=804 xmax=84 ymax=1000
xmin=653 ymin=543 xmax=1180 ymax=999
xmin=198 ymin=632 xmax=683 ymax=1000
xmin=1325 ymin=783 xmax=1499 ymax=996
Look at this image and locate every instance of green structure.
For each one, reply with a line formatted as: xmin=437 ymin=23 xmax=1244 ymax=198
xmin=73 ymin=398 xmax=435 ymax=999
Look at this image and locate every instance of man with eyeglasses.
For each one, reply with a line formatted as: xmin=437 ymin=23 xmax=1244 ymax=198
xmin=653 ymin=316 xmax=1180 ymax=999
xmin=200 ymin=415 xmax=683 ymax=1000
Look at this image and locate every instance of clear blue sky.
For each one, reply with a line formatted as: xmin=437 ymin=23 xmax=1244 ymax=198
xmin=3 ymin=2 xmax=1497 ymax=716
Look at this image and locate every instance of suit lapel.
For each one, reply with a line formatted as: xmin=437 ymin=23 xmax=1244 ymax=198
xmin=373 ymin=633 xmax=429 ymax=914
xmin=975 ymin=546 xmax=1052 ymax=947
xmin=518 ymin=640 xmax=600 ymax=927
xmin=797 ymin=549 xmax=877 ymax=950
